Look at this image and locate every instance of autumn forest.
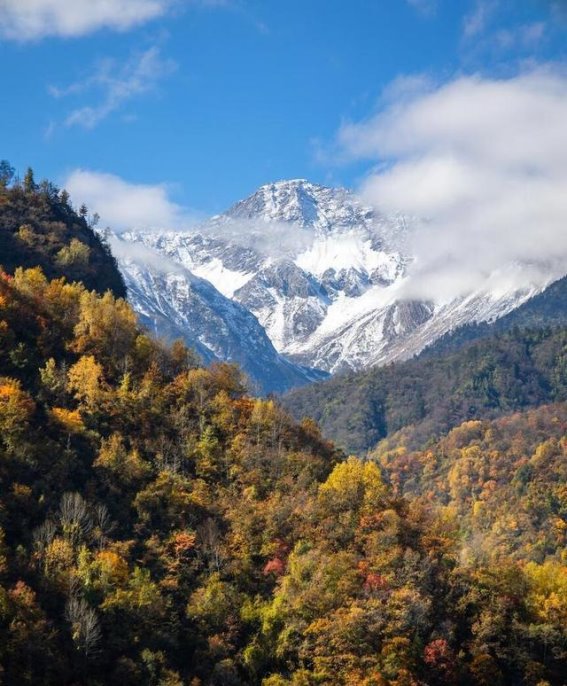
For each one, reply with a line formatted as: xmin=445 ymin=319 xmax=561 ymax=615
xmin=0 ymin=173 xmax=566 ymax=686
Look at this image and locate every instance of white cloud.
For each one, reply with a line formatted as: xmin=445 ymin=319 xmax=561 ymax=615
xmin=406 ymin=0 xmax=437 ymax=17
xmin=336 ymin=67 xmax=567 ymax=300
xmin=50 ymin=47 xmax=176 ymax=129
xmin=109 ymin=236 xmax=186 ymax=274
xmin=495 ymin=21 xmax=546 ymax=51
xmin=202 ymin=218 xmax=316 ymax=258
xmin=462 ymin=2 xmax=551 ymax=57
xmin=64 ymin=169 xmax=195 ymax=230
xmin=463 ymin=0 xmax=498 ymax=38
xmin=0 ymin=0 xmax=172 ymax=40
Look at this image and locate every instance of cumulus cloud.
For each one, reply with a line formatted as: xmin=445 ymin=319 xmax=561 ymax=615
xmin=50 ymin=47 xmax=176 ymax=129
xmin=336 ymin=67 xmax=567 ymax=301
xmin=64 ymin=169 xmax=195 ymax=230
xmin=0 ymin=0 xmax=172 ymax=41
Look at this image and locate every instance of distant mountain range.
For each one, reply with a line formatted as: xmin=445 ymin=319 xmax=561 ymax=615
xmin=111 ymin=179 xmax=565 ymax=392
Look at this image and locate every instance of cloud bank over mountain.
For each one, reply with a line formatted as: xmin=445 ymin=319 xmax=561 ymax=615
xmin=337 ymin=67 xmax=567 ymax=300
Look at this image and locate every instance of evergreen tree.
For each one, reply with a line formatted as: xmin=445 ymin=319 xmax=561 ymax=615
xmin=0 ymin=159 xmax=15 ymax=188
xmin=23 ymin=166 xmax=36 ymax=193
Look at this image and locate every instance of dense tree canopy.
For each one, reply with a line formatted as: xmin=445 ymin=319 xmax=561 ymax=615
xmin=283 ymin=326 xmax=567 ymax=454
xmin=376 ymin=403 xmax=567 ymax=563
xmin=0 ymin=162 xmax=126 ymax=297
xmin=0 ymin=266 xmax=565 ymax=685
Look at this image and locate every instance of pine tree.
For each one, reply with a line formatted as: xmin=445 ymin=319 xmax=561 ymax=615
xmin=23 ymin=167 xmax=36 ymax=193
xmin=0 ymin=160 xmax=15 ymax=188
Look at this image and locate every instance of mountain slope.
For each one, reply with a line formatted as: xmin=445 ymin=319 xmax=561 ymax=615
xmin=119 ymin=179 xmax=413 ymax=373
xmin=282 ymin=326 xmax=567 ymax=454
xmin=375 ymin=402 xmax=567 ymax=562
xmin=422 ymin=274 xmax=567 ymax=359
xmin=2 ymin=266 xmax=567 ymax=686
xmin=116 ymin=179 xmax=557 ymax=381
xmin=111 ymin=235 xmax=326 ymax=394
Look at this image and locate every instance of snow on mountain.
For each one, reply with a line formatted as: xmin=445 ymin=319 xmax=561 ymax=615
xmin=113 ymin=179 xmax=559 ymax=386
xmin=109 ymin=235 xmax=327 ymax=394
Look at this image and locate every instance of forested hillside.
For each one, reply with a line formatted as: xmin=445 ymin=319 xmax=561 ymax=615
xmin=0 ymin=162 xmax=126 ymax=297
xmin=1 ymin=267 xmax=566 ymax=684
xmin=376 ymin=403 xmax=567 ymax=563
xmin=283 ymin=327 xmax=567 ymax=454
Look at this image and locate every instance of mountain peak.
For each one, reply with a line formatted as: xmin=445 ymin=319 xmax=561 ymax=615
xmin=259 ymin=178 xmax=311 ymax=188
xmin=220 ymin=178 xmax=375 ymax=234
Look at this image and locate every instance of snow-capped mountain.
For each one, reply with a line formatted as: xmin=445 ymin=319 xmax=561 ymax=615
xmin=113 ymin=179 xmax=558 ymax=390
xmin=110 ymin=237 xmax=327 ymax=394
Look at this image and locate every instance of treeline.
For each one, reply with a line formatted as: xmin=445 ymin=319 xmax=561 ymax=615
xmin=421 ymin=275 xmax=567 ymax=360
xmin=0 ymin=160 xmax=126 ymax=297
xmin=283 ymin=326 xmax=567 ymax=454
xmin=1 ymin=267 xmax=566 ymax=684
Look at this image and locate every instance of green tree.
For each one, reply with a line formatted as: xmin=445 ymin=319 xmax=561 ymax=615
xmin=23 ymin=167 xmax=36 ymax=193
xmin=0 ymin=159 xmax=15 ymax=187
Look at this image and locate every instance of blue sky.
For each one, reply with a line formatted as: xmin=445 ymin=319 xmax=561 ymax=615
xmin=1 ymin=0 xmax=565 ymax=221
